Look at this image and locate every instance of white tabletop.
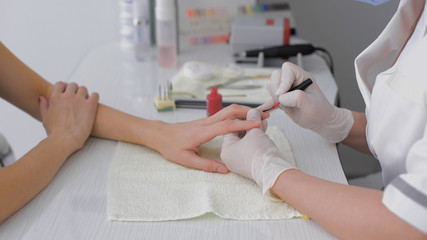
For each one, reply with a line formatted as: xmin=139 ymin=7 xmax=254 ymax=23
xmin=0 ymin=42 xmax=345 ymax=240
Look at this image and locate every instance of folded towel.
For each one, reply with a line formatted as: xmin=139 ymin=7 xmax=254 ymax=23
xmin=107 ymin=126 xmax=301 ymax=221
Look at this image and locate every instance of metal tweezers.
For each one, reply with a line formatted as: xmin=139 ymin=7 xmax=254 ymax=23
xmin=206 ymin=75 xmax=269 ymax=90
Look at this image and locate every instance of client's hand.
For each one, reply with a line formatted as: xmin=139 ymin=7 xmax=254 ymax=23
xmin=220 ymin=109 xmax=296 ymax=195
xmin=156 ymin=104 xmax=269 ymax=174
xmin=39 ymin=82 xmax=99 ymax=153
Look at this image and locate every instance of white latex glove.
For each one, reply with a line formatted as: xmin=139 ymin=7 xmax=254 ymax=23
xmin=221 ymin=109 xmax=296 ymax=195
xmin=259 ymin=62 xmax=354 ymax=143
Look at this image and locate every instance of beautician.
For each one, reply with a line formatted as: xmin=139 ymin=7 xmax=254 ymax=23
xmin=0 ymin=42 xmax=265 ymax=223
xmin=221 ymin=0 xmax=427 ymax=239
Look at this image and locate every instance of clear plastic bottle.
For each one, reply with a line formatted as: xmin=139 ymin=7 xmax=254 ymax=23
xmin=118 ymin=0 xmax=134 ymax=48
xmin=155 ymin=0 xmax=177 ymax=68
xmin=132 ymin=0 xmax=151 ymax=61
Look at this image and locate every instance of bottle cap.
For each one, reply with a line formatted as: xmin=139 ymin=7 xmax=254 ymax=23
xmin=155 ymin=0 xmax=175 ymax=21
xmin=156 ymin=0 xmax=174 ymax=9
xmin=133 ymin=0 xmax=150 ymax=20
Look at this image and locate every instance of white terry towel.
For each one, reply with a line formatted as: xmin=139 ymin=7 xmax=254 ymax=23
xmin=107 ymin=127 xmax=301 ymax=221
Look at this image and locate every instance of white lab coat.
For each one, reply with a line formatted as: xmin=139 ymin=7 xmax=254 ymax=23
xmin=355 ymin=0 xmax=427 ymax=234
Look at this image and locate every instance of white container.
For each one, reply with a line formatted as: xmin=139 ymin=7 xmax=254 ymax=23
xmin=155 ymin=0 xmax=177 ymax=68
xmin=118 ymin=0 xmax=134 ymax=47
xmin=133 ymin=0 xmax=151 ymax=61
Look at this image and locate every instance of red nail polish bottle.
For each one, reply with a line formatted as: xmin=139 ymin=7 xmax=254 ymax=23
xmin=206 ymin=87 xmax=222 ymax=116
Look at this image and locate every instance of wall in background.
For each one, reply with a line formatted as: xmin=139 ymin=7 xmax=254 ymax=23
xmin=0 ymin=0 xmax=120 ymax=158
xmin=259 ymin=0 xmax=399 ymax=178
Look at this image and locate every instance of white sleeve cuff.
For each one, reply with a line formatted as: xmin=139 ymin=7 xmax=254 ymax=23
xmin=383 ymin=176 xmax=427 ymax=235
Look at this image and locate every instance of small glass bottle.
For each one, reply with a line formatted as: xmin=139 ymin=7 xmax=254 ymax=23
xmin=206 ymin=88 xmax=222 ymax=116
xmin=155 ymin=0 xmax=177 ymax=68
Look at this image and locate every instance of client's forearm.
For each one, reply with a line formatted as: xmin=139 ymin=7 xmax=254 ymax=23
xmin=0 ymin=135 xmax=74 ymax=223
xmin=90 ymin=104 xmax=167 ymax=151
xmin=0 ymin=42 xmax=53 ymax=121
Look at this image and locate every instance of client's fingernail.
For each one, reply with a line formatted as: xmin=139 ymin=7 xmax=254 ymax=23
xmin=217 ymin=167 xmax=226 ymax=173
